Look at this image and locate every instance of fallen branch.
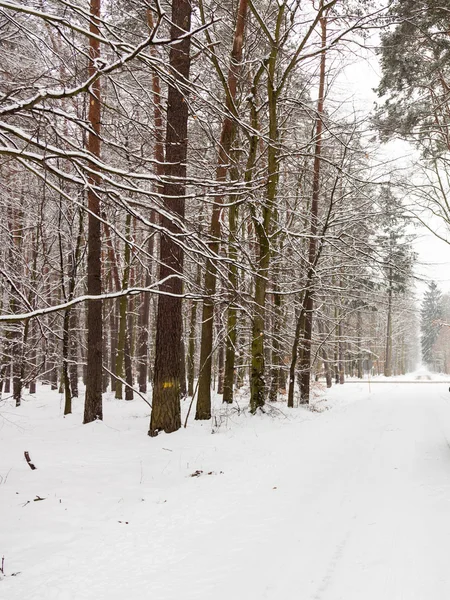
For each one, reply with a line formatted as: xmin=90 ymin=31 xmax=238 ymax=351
xmin=24 ymin=451 xmax=37 ymax=470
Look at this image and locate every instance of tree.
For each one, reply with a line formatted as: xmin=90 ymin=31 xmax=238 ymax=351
xmin=149 ymin=0 xmax=192 ymax=437
xmin=296 ymin=1 xmax=328 ymax=405
xmin=84 ymin=0 xmax=103 ymax=424
xmin=376 ymin=0 xmax=450 ymax=156
xmin=421 ymin=281 xmax=442 ymax=370
xmin=195 ymin=0 xmax=249 ymax=421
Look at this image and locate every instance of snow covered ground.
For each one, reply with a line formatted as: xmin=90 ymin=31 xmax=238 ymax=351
xmin=2 ymin=375 xmax=450 ymax=599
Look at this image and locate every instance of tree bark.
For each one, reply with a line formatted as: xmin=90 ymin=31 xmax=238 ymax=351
xmin=149 ymin=0 xmax=192 ymax=436
xmin=84 ymin=0 xmax=103 ymax=423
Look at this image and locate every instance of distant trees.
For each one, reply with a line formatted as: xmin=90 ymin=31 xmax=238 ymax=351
xmin=433 ymin=293 xmax=450 ymax=372
xmin=376 ymin=186 xmax=415 ymax=377
xmin=421 ymin=282 xmax=442 ymax=371
xmin=377 ymin=0 xmax=450 ymax=375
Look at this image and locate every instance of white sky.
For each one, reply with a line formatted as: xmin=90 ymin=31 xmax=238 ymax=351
xmin=333 ymin=41 xmax=450 ymax=296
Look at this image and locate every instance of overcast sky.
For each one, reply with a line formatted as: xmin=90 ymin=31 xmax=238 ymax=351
xmin=334 ymin=40 xmax=450 ymax=296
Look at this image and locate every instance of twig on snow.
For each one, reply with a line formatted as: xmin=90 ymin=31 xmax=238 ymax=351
xmin=24 ymin=451 xmax=37 ymax=470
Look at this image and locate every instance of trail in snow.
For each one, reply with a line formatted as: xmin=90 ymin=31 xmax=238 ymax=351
xmin=2 ymin=379 xmax=450 ymax=599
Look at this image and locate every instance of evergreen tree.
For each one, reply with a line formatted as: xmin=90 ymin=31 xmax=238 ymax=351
xmin=376 ymin=0 xmax=450 ymax=155
xmin=421 ymin=282 xmax=442 ymax=369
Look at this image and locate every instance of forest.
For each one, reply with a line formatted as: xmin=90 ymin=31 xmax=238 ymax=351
xmin=4 ymin=1 xmax=450 ymax=598
xmin=0 ymin=0 xmax=449 ymax=426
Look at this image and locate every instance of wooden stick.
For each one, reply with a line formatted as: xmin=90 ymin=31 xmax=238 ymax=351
xmin=24 ymin=451 xmax=37 ymax=470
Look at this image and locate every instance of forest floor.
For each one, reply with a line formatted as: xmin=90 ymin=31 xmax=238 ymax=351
xmin=2 ymin=372 xmax=450 ymax=599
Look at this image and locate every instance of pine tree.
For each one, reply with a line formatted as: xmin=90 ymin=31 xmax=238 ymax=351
xmin=421 ymin=282 xmax=442 ymax=369
xmin=376 ymin=0 xmax=450 ymax=155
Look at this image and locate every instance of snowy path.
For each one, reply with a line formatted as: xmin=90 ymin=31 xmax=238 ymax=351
xmin=2 ymin=381 xmax=450 ymax=599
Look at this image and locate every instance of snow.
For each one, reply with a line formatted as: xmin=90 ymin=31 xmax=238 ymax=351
xmin=2 ymin=377 xmax=450 ymax=599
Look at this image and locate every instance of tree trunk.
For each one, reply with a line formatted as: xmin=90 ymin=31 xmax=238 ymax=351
xmin=115 ymin=213 xmax=132 ymax=399
xmin=11 ymin=321 xmax=24 ymax=407
xmin=63 ymin=214 xmax=83 ymax=413
xmin=124 ymin=336 xmax=134 ymax=400
xmin=196 ymin=0 xmax=249 ymax=420
xmin=49 ymin=356 xmax=58 ymax=390
xmin=269 ymin=284 xmax=282 ymax=402
xmin=84 ymin=0 xmax=103 ymax=423
xmin=217 ymin=334 xmax=225 ymax=395
xmin=69 ymin=308 xmax=79 ymax=397
xmin=338 ymin=316 xmax=345 ymax=385
xmin=149 ymin=0 xmax=192 ymax=436
xmin=180 ymin=330 xmax=187 ymax=399
xmin=4 ymin=363 xmax=11 ymax=394
xmin=384 ymin=269 xmax=393 ymax=377
xmin=9 ymin=206 xmax=25 ymax=407
xmin=357 ymin=305 xmax=363 ymax=379
xmin=187 ymin=264 xmax=201 ymax=397
xmin=28 ymin=320 xmax=37 ymax=395
xmin=109 ymin=301 xmax=118 ymax=388
xmin=223 ymin=171 xmax=239 ymax=404
xmin=138 ymin=12 xmax=164 ymax=395
xmin=62 ymin=308 xmax=72 ymax=414
xmin=102 ymin=305 xmax=109 ymax=393
xmin=287 ymin=306 xmax=304 ymax=408
xmin=249 ymin=5 xmax=285 ymax=414
xmin=298 ymin=8 xmax=327 ymax=404
xmin=137 ymin=234 xmax=154 ymax=393
xmin=318 ymin=319 xmax=332 ymax=388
